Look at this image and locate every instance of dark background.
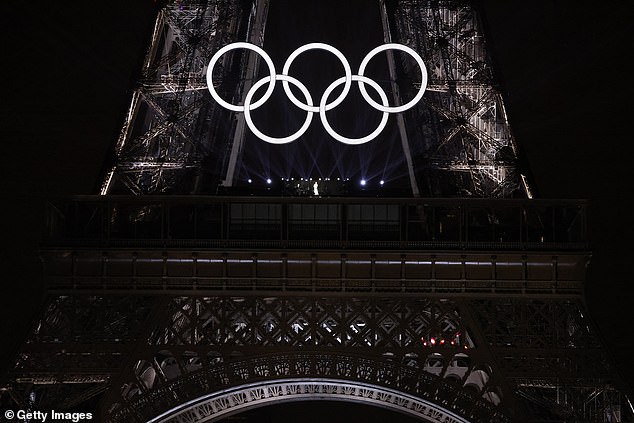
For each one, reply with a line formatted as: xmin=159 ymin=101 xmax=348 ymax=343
xmin=2 ymin=0 xmax=633 ymax=413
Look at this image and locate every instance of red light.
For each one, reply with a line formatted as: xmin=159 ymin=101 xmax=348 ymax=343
xmin=430 ymin=338 xmax=436 ymax=345
xmin=423 ymin=342 xmax=428 ymax=346
xmin=451 ymin=341 xmax=455 ymax=345
xmin=440 ymin=339 xmax=445 ymax=345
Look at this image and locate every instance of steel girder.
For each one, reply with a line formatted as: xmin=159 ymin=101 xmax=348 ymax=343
xmin=102 ymin=0 xmax=528 ymax=197
xmin=4 ymin=286 xmax=628 ymax=422
xmin=102 ymin=0 xmax=255 ymax=195
xmin=384 ymin=0 xmax=525 ymax=197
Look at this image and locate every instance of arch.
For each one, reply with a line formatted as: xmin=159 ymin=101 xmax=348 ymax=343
xmin=147 ymin=379 xmax=471 ymax=423
xmin=107 ymin=352 xmax=507 ymax=423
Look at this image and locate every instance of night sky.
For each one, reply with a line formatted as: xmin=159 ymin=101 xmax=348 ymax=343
xmin=2 ymin=0 xmax=633 ymax=413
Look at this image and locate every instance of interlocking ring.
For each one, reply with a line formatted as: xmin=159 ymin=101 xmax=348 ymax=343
xmin=320 ymin=75 xmax=389 ymax=145
xmin=282 ymin=43 xmax=352 ymax=113
xmin=206 ymin=42 xmax=276 ymax=112
xmin=206 ymin=42 xmax=427 ymax=145
xmin=244 ymin=74 xmax=314 ymax=145
xmin=358 ymin=43 xmax=428 ymax=113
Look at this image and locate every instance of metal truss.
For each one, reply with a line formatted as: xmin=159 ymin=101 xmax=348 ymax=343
xmin=3 ymin=197 xmax=629 ymax=422
xmin=472 ymin=299 xmax=626 ymax=421
xmin=3 ymin=295 xmax=160 ymax=416
xmin=42 ymin=196 xmax=589 ymax=250
xmin=4 ymin=194 xmax=625 ymax=422
xmin=6 ymin=289 xmax=629 ymax=422
xmin=26 ymin=295 xmax=506 ymax=422
xmin=101 ymin=0 xmax=527 ymax=197
xmin=101 ymin=0 xmax=262 ymax=195
xmin=41 ymin=249 xmax=587 ymax=297
xmin=144 ymin=378 xmax=481 ymax=423
xmin=383 ymin=0 xmax=526 ymax=197
xmin=113 ymin=359 xmax=506 ymax=423
xmin=147 ymin=297 xmax=475 ymax=349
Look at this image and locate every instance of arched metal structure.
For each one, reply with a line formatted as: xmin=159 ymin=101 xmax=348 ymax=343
xmin=102 ymin=293 xmax=508 ymax=422
xmin=4 ymin=195 xmax=629 ymax=422
xmin=110 ymin=352 xmax=505 ymax=423
xmin=148 ymin=379 xmax=471 ymax=423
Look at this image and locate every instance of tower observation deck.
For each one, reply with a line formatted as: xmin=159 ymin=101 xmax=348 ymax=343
xmin=2 ymin=1 xmax=631 ymax=422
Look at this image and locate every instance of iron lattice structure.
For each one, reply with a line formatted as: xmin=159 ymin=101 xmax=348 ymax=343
xmin=99 ymin=0 xmax=527 ymax=197
xmin=382 ymin=0 xmax=526 ymax=197
xmin=100 ymin=0 xmax=268 ymax=195
xmin=4 ymin=196 xmax=630 ymax=422
xmin=2 ymin=1 xmax=631 ymax=423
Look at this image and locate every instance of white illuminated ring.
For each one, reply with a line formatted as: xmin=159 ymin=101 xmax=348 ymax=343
xmin=243 ymin=74 xmax=314 ymax=145
xmin=206 ymin=42 xmax=277 ymax=112
xmin=281 ymin=43 xmax=352 ymax=113
xmin=320 ymin=75 xmax=389 ymax=145
xmin=206 ymin=42 xmax=427 ymax=145
xmin=357 ymin=43 xmax=428 ymax=113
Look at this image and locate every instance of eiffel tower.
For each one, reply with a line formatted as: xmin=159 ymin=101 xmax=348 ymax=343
xmin=2 ymin=1 xmax=632 ymax=422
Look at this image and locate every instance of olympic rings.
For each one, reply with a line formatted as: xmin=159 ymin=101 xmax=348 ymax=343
xmin=320 ymin=75 xmax=389 ymax=145
xmin=244 ymin=74 xmax=314 ymax=145
xmin=358 ymin=43 xmax=428 ymax=113
xmin=206 ymin=42 xmax=276 ymax=112
xmin=206 ymin=42 xmax=427 ymax=145
xmin=282 ymin=43 xmax=352 ymax=112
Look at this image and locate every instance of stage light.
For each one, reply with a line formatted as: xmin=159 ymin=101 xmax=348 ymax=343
xmin=360 ymin=179 xmax=366 ymax=186
xmin=247 ymin=179 xmax=252 ymax=183
xmin=380 ymin=180 xmax=385 ymax=185
xmin=266 ymin=178 xmax=272 ymax=184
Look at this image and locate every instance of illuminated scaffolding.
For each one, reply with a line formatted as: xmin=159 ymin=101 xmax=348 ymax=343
xmin=100 ymin=0 xmax=270 ymax=194
xmin=100 ymin=0 xmax=526 ymax=198
xmin=380 ymin=0 xmax=527 ymax=197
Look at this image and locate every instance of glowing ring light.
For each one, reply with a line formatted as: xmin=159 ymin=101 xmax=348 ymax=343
xmin=243 ymin=74 xmax=314 ymax=145
xmin=206 ymin=42 xmax=277 ymax=112
xmin=281 ymin=43 xmax=352 ymax=113
xmin=206 ymin=42 xmax=427 ymax=145
xmin=357 ymin=43 xmax=428 ymax=113
xmin=320 ymin=75 xmax=389 ymax=145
